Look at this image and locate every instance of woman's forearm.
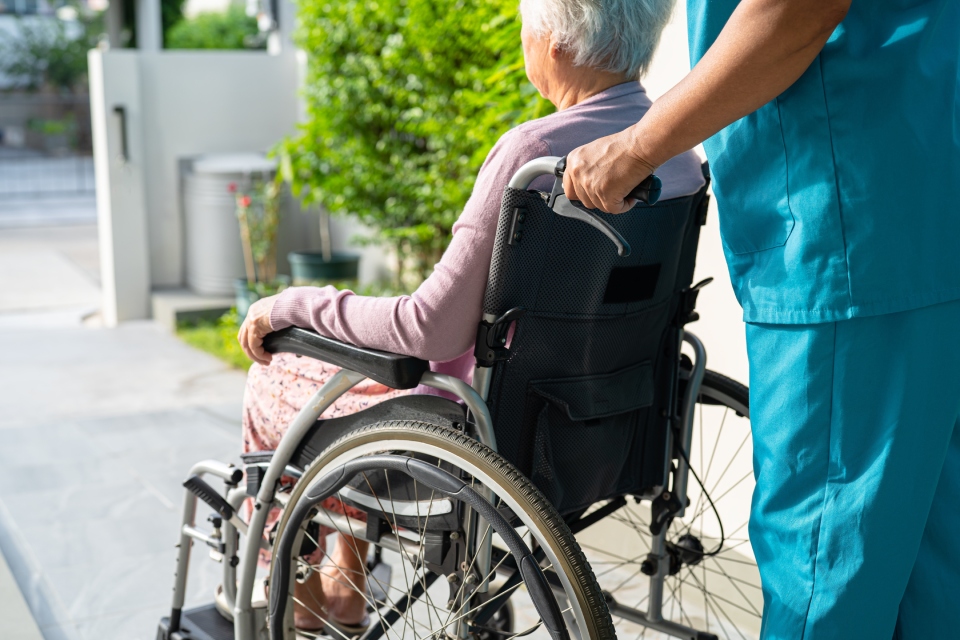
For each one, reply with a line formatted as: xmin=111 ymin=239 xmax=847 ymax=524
xmin=632 ymin=0 xmax=850 ymax=168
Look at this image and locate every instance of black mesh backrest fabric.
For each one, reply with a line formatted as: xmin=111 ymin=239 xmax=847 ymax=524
xmin=481 ymin=179 xmax=709 ymax=515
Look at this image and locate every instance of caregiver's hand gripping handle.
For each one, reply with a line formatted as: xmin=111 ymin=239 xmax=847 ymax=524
xmin=626 ymin=174 xmax=662 ymax=206
xmin=546 ymin=156 xmax=661 ymax=257
xmin=554 ymin=156 xmax=662 ymax=206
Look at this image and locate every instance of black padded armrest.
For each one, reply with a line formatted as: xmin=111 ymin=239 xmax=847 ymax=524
xmin=262 ymin=327 xmax=430 ymax=390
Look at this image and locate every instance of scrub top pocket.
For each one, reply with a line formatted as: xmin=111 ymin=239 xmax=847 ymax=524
xmin=708 ymin=99 xmax=795 ymax=255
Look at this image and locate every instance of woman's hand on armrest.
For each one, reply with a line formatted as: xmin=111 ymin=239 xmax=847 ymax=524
xmin=238 ymin=294 xmax=279 ymax=366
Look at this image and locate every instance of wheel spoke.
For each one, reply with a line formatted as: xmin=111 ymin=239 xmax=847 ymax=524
xmin=575 ymin=376 xmax=757 ymax=640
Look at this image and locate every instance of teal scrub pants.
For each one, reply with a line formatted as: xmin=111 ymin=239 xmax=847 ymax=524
xmin=746 ymin=298 xmax=960 ymax=639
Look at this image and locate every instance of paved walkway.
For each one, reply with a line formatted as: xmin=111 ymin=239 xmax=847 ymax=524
xmin=0 ymin=219 xmax=248 ymax=640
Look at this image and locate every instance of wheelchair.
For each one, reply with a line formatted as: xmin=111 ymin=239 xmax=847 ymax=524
xmin=158 ymin=157 xmax=759 ymax=640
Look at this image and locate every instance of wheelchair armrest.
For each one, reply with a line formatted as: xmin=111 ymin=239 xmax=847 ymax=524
xmin=262 ymin=327 xmax=430 ymax=390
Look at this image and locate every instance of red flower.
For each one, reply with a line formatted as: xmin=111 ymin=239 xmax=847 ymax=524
xmin=227 ymin=182 xmax=238 ymax=193
xmin=239 ymin=195 xmax=252 ymax=207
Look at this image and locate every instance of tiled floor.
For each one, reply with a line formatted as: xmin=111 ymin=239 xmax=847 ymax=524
xmin=0 ymin=220 xmax=249 ymax=640
xmin=0 ymin=406 xmax=242 ymax=640
xmin=0 ymin=549 xmax=43 ymax=640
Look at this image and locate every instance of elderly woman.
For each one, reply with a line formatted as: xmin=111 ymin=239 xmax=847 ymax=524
xmin=238 ymin=0 xmax=704 ymax=631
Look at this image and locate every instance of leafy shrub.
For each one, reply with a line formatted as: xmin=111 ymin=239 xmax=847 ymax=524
xmin=166 ymin=5 xmax=264 ymax=50
xmin=116 ymin=0 xmax=185 ymax=47
xmin=29 ymin=116 xmax=75 ymax=135
xmin=277 ymin=0 xmax=552 ymax=286
xmin=0 ymin=7 xmax=104 ymax=91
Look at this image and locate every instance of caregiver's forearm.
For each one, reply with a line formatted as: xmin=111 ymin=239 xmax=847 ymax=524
xmin=632 ymin=0 xmax=850 ymax=169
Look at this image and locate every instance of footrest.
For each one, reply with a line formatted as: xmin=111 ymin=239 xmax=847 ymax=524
xmin=367 ymin=559 xmax=392 ymax=607
xmin=157 ymin=604 xmax=234 ymax=640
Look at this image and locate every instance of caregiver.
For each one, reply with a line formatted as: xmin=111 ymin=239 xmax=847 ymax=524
xmin=563 ymin=0 xmax=960 ymax=638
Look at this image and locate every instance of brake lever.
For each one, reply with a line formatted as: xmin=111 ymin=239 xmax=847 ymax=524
xmin=547 ymin=157 xmax=634 ymax=257
xmin=549 ymin=194 xmax=631 ymax=257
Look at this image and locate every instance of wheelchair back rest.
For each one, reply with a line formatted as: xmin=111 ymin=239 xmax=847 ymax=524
xmin=481 ymin=181 xmax=710 ymax=514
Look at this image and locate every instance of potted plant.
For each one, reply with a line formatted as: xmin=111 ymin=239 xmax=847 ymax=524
xmin=286 ymin=206 xmax=361 ymax=285
xmin=230 ymin=177 xmax=289 ymax=317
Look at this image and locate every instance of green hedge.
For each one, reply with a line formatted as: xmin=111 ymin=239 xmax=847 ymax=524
xmin=166 ymin=5 xmax=264 ymax=50
xmin=277 ymin=0 xmax=552 ymax=285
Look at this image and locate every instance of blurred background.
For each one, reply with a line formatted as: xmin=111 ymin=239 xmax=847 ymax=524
xmin=0 ymin=0 xmax=749 ymax=637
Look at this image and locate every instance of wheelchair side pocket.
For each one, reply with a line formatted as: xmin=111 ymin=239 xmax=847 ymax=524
xmin=524 ymin=362 xmax=655 ymax=513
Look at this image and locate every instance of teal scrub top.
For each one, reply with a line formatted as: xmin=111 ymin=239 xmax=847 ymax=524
xmin=687 ymin=0 xmax=960 ymax=324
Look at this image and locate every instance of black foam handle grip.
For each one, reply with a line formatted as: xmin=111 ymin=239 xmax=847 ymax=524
xmin=555 ymin=156 xmax=662 ymax=206
xmin=627 ymin=175 xmax=662 ymax=205
xmin=184 ymin=474 xmax=234 ymax=521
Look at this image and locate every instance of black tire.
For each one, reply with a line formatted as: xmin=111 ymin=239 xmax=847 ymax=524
xmin=698 ymin=370 xmax=749 ymax=416
xmin=271 ymin=420 xmax=617 ymax=640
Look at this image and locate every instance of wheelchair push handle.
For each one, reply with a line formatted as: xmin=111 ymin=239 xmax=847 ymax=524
xmin=542 ymin=157 xmax=630 ymax=257
xmin=507 ymin=156 xmax=661 ymax=258
xmin=554 ymin=156 xmax=662 ymax=206
xmin=627 ymin=174 xmax=662 ymax=205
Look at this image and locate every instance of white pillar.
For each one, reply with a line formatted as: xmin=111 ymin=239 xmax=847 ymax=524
xmin=266 ymin=0 xmax=297 ymax=53
xmin=88 ymin=49 xmax=152 ymax=325
xmin=135 ymin=0 xmax=162 ymax=50
xmin=105 ymin=0 xmax=124 ymax=48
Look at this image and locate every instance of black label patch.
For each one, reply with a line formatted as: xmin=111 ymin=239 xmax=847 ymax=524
xmin=603 ymin=264 xmax=662 ymax=304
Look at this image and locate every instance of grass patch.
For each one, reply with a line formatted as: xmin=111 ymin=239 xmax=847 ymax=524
xmin=174 ymin=282 xmax=412 ymax=371
xmin=176 ymin=309 xmax=251 ymax=371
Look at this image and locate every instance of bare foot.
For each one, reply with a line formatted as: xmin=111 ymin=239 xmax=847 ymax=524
xmin=293 ymin=570 xmax=327 ymax=631
xmin=320 ymin=535 xmax=370 ymax=626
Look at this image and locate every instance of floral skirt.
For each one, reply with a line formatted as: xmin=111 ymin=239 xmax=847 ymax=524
xmin=242 ymin=353 xmax=410 ymax=565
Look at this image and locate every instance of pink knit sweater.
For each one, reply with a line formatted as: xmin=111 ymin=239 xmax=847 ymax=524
xmin=270 ymin=82 xmax=706 ymax=387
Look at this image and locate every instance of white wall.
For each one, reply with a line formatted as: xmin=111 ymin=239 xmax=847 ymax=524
xmin=137 ymin=51 xmax=301 ymax=287
xmin=89 ymin=49 xmax=152 ymax=324
xmin=644 ymin=2 xmax=749 ymax=387
xmin=91 ymin=49 xmax=309 ymax=322
xmin=90 ymin=43 xmax=398 ymax=322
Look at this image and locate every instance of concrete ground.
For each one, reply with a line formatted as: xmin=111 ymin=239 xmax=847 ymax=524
xmin=0 ymin=213 xmax=248 ymax=639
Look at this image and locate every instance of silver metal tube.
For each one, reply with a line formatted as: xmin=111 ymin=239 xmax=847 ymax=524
xmin=674 ymin=331 xmax=706 ymax=517
xmin=170 ymin=491 xmax=197 ymax=623
xmin=420 ymin=371 xmax=496 ymax=452
xmin=221 ymin=487 xmax=247 ymax=613
xmin=183 ymin=524 xmax=221 ymax=547
xmin=646 ymin=529 xmax=668 ymax=623
xmin=188 ymin=459 xmax=242 ymax=483
xmin=172 ymin=461 xmax=240 ymax=629
xmin=471 ymin=366 xmax=493 ymax=402
xmin=507 ymin=156 xmax=562 ymax=190
xmin=227 ymin=515 xmax=249 ymax=537
xmin=310 ymin=508 xmax=420 ymax=560
xmin=419 ymin=371 xmax=496 ymax=593
xmin=234 ymin=369 xmax=367 ymax=640
xmin=472 ymin=512 xmax=494 ymax=594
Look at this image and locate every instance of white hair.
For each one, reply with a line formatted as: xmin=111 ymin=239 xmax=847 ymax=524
xmin=520 ymin=0 xmax=676 ymax=79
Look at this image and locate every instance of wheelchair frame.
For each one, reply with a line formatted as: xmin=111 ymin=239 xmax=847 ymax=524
xmin=165 ymin=157 xmax=712 ymax=640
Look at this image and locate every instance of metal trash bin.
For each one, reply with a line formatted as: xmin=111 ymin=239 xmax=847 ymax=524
xmin=182 ymin=153 xmax=276 ymax=296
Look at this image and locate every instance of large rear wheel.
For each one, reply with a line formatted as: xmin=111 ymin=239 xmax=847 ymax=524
xmin=575 ymin=370 xmax=760 ymax=640
xmin=270 ymin=421 xmax=617 ymax=640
